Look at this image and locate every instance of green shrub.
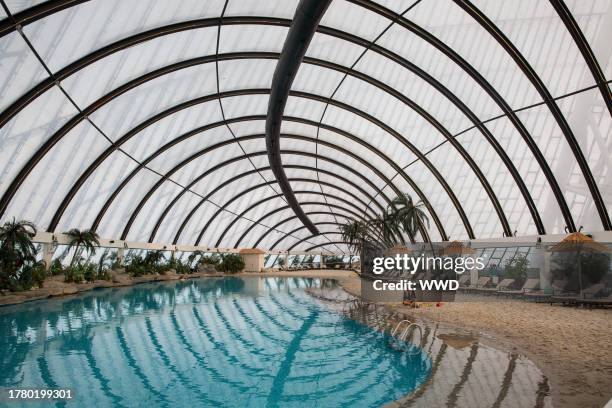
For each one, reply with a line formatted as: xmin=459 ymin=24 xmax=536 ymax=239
xmin=125 ymin=255 xmax=147 ymax=277
xmin=200 ymin=255 xmax=220 ymax=265
xmin=216 ymin=254 xmax=245 ymax=274
xmin=171 ymin=259 xmax=192 ymax=274
xmin=31 ymin=262 xmax=46 ymax=288
xmin=64 ymin=264 xmax=84 ymax=283
xmin=504 ymin=255 xmax=529 ymax=287
xmin=49 ymin=259 xmax=63 ymax=276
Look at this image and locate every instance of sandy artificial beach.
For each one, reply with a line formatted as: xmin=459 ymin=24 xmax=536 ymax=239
xmin=337 ymin=273 xmax=612 ymax=408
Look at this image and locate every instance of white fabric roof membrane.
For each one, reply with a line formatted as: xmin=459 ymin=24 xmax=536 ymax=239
xmin=0 ymin=0 xmax=610 ymax=254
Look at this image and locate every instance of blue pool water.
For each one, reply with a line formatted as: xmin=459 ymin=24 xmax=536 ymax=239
xmin=0 ymin=277 xmax=431 ymax=407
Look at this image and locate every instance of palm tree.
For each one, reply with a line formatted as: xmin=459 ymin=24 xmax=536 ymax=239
xmin=0 ymin=218 xmax=37 ymax=267
xmin=387 ymin=193 xmax=429 ymax=239
xmin=65 ymin=228 xmax=100 ymax=267
xmin=0 ymin=219 xmax=38 ymax=289
xmin=340 ymin=220 xmax=368 ymax=255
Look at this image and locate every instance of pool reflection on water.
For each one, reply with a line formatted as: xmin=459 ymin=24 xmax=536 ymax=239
xmin=0 ymin=277 xmax=431 ymax=407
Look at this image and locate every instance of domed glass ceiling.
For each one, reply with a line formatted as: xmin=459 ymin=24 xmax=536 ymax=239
xmin=0 ymin=0 xmax=610 ymax=254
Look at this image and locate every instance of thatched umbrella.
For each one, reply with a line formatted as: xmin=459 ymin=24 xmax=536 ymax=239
xmin=441 ymin=240 xmax=476 ymax=257
xmin=549 ymin=232 xmax=610 ymax=297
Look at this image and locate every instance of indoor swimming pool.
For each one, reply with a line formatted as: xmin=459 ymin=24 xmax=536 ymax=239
xmin=0 ymin=277 xmax=431 ymax=407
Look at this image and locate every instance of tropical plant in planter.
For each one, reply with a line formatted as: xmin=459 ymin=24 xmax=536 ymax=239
xmin=216 ymin=254 xmax=245 ymax=274
xmin=0 ymin=219 xmax=39 ymax=291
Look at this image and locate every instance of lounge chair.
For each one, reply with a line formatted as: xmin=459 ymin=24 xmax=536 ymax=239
xmin=550 ymin=283 xmax=606 ymax=306
xmin=475 ymin=278 xmax=516 ymax=295
xmin=457 ymin=274 xmax=470 ymax=288
xmin=577 ymin=294 xmax=612 ymax=308
xmin=464 ymin=276 xmax=491 ymax=294
xmin=498 ymin=278 xmax=540 ymax=298
xmin=523 ymin=279 xmax=568 ymax=302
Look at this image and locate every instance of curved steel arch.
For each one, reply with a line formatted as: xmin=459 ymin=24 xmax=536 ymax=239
xmin=166 ymin=152 xmax=402 ymax=246
xmin=24 ymin=54 xmax=470 ymax=237
xmin=252 ymin=212 xmax=362 ymax=250
xmin=0 ymin=6 xmax=588 ymax=232
xmin=80 ymin=119 xmax=447 ymax=243
xmin=287 ymin=231 xmax=346 ymax=252
xmin=101 ymin=128 xmax=426 ymax=242
xmin=202 ymin=178 xmax=375 ymax=249
xmin=275 ymin=224 xmax=340 ymax=252
xmin=454 ymin=0 xmax=610 ymax=230
xmin=213 ymin=176 xmax=383 ymax=248
xmin=30 ymin=66 xmax=468 ymax=239
xmin=548 ymin=0 xmax=612 ymax=117
xmin=0 ymin=0 xmax=87 ymax=38
xmin=115 ymin=123 xmax=443 ymax=242
xmin=304 ymin=241 xmax=351 ymax=253
xmin=148 ymin=149 xmax=394 ymax=244
xmin=217 ymin=194 xmax=370 ymax=250
xmin=241 ymin=209 xmax=359 ymax=250
xmin=173 ymin=131 xmax=425 ymax=244
xmin=0 ymin=16 xmax=546 ymax=234
xmin=350 ymin=0 xmax=580 ymax=231
xmin=285 ymin=232 xmax=345 ymax=252
xmin=271 ymin=222 xmax=343 ymax=251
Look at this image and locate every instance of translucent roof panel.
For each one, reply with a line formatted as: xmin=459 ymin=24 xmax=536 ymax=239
xmin=0 ymin=0 xmax=609 ymax=253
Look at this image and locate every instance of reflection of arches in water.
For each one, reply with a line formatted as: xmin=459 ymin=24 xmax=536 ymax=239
xmin=116 ymin=327 xmax=168 ymax=406
xmin=400 ymin=343 xmax=449 ymax=407
xmin=37 ymin=356 xmax=66 ymax=408
xmin=266 ymin=310 xmax=318 ymax=407
xmin=446 ymin=343 xmax=479 ymax=408
xmin=169 ymin=312 xmax=252 ymax=393
xmin=191 ymin=307 xmax=266 ymax=377
xmin=491 ymin=353 xmax=519 ymax=408
xmin=535 ymin=376 xmax=550 ymax=408
xmin=143 ymin=317 xmax=223 ymax=406
xmin=231 ymin=299 xmax=286 ymax=346
xmin=78 ymin=333 xmax=124 ymax=406
xmin=212 ymin=301 xmax=274 ymax=357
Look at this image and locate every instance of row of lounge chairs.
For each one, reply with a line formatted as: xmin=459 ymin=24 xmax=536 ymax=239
xmin=459 ymin=276 xmax=611 ymax=307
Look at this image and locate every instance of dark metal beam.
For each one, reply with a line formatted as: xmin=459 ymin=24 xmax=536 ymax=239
xmin=99 ymin=128 xmax=421 ymax=242
xmin=0 ymin=18 xmax=545 ymax=235
xmin=304 ymin=241 xmax=350 ymax=252
xmin=169 ymin=135 xmax=422 ymax=245
xmin=271 ymin=222 xmax=342 ymax=251
xmin=287 ymin=232 xmax=345 ymax=252
xmin=242 ymin=210 xmax=354 ymax=250
xmin=253 ymin=213 xmax=360 ymax=250
xmin=548 ymin=0 xmax=612 ymax=117
xmin=149 ymin=150 xmax=393 ymax=244
xmin=213 ymin=179 xmax=381 ymax=248
xmin=72 ymin=114 xmax=442 ymax=242
xmin=0 ymin=0 xmax=87 ymax=38
xmin=37 ymin=79 xmax=457 ymax=239
xmin=350 ymin=0 xmax=578 ymax=231
xmin=202 ymin=178 xmax=371 ymax=248
xmin=453 ymin=0 xmax=610 ymax=230
xmin=265 ymin=0 xmax=332 ymax=236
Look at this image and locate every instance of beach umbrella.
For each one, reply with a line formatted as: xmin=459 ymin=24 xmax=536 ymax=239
xmin=549 ymin=232 xmax=610 ymax=297
xmin=441 ymin=240 xmax=475 ymax=256
xmin=383 ymin=244 xmax=413 ymax=256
